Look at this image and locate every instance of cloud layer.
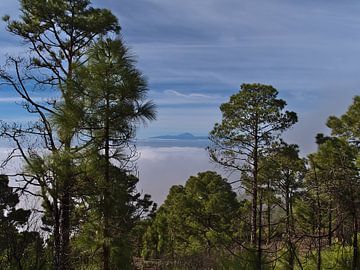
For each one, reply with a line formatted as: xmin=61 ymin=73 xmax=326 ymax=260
xmin=137 ymin=146 xmax=218 ymax=204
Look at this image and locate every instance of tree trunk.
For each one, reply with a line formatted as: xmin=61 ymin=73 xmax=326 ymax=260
xmin=53 ymin=200 xmax=61 ymax=270
xmin=102 ymin=92 xmax=111 ymax=270
xmin=328 ymin=201 xmax=332 ymax=246
xmin=257 ymin=193 xmax=263 ymax=270
xmin=251 ymin=174 xmax=258 ymax=247
xmin=252 ymin=118 xmax=260 ymax=268
xmin=316 ymin=195 xmax=321 ymax=270
xmin=353 ymin=212 xmax=359 ymax=270
xmin=58 ymin=57 xmax=75 ymax=270
xmin=267 ymin=180 xmax=271 ymax=245
xmin=251 ymin=124 xmax=259 ymax=247
xmin=317 ymin=230 xmax=321 ymax=270
xmin=59 ymin=188 xmax=71 ymax=270
xmin=285 ymin=182 xmax=294 ymax=270
xmin=288 ymin=243 xmax=295 ymax=270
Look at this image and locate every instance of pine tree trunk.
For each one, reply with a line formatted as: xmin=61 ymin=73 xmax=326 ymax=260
xmin=267 ymin=180 xmax=271 ymax=245
xmin=317 ymin=232 xmax=321 ymax=270
xmin=102 ymin=92 xmax=111 ymax=270
xmin=59 ymin=188 xmax=71 ymax=270
xmin=328 ymin=201 xmax=332 ymax=246
xmin=252 ymin=181 xmax=258 ymax=246
xmin=53 ymin=201 xmax=61 ymax=270
xmin=58 ymin=56 xmax=74 ymax=270
xmin=352 ymin=212 xmax=359 ymax=270
xmin=285 ymin=182 xmax=294 ymax=270
xmin=252 ymin=118 xmax=260 ymax=269
xmin=251 ymin=123 xmax=259 ymax=247
xmin=257 ymin=194 xmax=263 ymax=270
xmin=316 ymin=193 xmax=321 ymax=270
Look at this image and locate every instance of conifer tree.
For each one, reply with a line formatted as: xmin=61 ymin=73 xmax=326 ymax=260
xmin=73 ymin=38 xmax=156 ymax=269
xmin=0 ymin=1 xmax=120 ymax=268
xmin=208 ymin=83 xmax=297 ymax=268
xmin=261 ymin=143 xmax=305 ymax=269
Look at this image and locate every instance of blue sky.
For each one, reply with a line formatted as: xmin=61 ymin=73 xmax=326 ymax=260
xmin=0 ymin=0 xmax=360 ymax=154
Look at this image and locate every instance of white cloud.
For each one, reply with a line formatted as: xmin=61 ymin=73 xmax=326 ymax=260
xmin=137 ymin=146 xmax=218 ymax=204
xmin=147 ymin=89 xmax=226 ymax=107
xmin=164 ymin=89 xmax=216 ymax=99
xmin=0 ymin=145 xmax=223 ymax=205
xmin=0 ymin=97 xmax=52 ymax=103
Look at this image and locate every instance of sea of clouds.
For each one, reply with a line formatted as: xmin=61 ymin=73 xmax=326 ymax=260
xmin=137 ymin=146 xmax=220 ymax=204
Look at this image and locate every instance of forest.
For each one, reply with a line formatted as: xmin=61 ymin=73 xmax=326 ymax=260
xmin=0 ymin=0 xmax=359 ymax=270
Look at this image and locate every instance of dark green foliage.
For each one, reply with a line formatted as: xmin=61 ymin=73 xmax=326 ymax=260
xmin=0 ymin=175 xmax=30 ymax=227
xmin=1 ymin=1 xmax=154 ymax=269
xmin=3 ymin=0 xmax=120 ymax=81
xmin=209 ymin=83 xmax=297 ymax=165
xmin=142 ymin=171 xmax=240 ymax=267
xmin=68 ymin=37 xmax=156 ymax=269
xmin=327 ymin=96 xmax=360 ymax=144
xmin=73 ymin=166 xmax=155 ymax=269
xmin=260 ymin=142 xmax=306 ymax=269
xmin=1 ymin=1 xmax=121 ymax=269
xmin=0 ymin=175 xmax=47 ymax=269
xmin=74 ymin=37 xmax=156 ymax=148
xmin=208 ymin=83 xmax=298 ymax=269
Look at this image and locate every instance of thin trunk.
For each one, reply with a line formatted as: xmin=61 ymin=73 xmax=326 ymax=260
xmin=316 ymin=187 xmax=321 ymax=270
xmin=102 ymin=91 xmax=111 ymax=270
xmin=267 ymin=180 xmax=271 ymax=245
xmin=258 ymin=195 xmax=263 ymax=270
xmin=316 ymin=219 xmax=321 ymax=270
xmin=59 ymin=186 xmax=71 ymax=270
xmin=251 ymin=172 xmax=258 ymax=246
xmin=16 ymin=258 xmax=23 ymax=270
xmin=251 ymin=121 xmax=259 ymax=247
xmin=352 ymin=212 xmax=359 ymax=270
xmin=53 ymin=199 xmax=61 ymax=270
xmin=252 ymin=117 xmax=260 ymax=269
xmin=288 ymin=243 xmax=295 ymax=270
xmin=285 ymin=181 xmax=294 ymax=270
xmin=311 ymin=159 xmax=322 ymax=270
xmin=285 ymin=183 xmax=290 ymax=236
xmin=328 ymin=201 xmax=332 ymax=246
xmin=59 ymin=50 xmax=74 ymax=270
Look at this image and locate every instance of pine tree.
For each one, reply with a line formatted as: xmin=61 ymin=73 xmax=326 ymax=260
xmin=208 ymin=83 xmax=297 ymax=269
xmin=1 ymin=1 xmax=120 ymax=268
xmin=70 ymin=38 xmax=156 ymax=269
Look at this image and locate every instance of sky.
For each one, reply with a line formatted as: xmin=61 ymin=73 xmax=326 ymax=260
xmin=0 ymin=1 xmax=360 ymax=202
xmin=94 ymin=0 xmax=360 ymax=151
xmin=0 ymin=1 xmax=360 ymax=149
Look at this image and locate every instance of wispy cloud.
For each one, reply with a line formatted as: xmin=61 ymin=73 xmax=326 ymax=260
xmin=0 ymin=97 xmax=56 ymax=103
xmin=164 ymin=89 xmax=217 ymax=99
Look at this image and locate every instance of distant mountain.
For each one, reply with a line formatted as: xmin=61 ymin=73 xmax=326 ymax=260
xmin=150 ymin=132 xmax=208 ymax=140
